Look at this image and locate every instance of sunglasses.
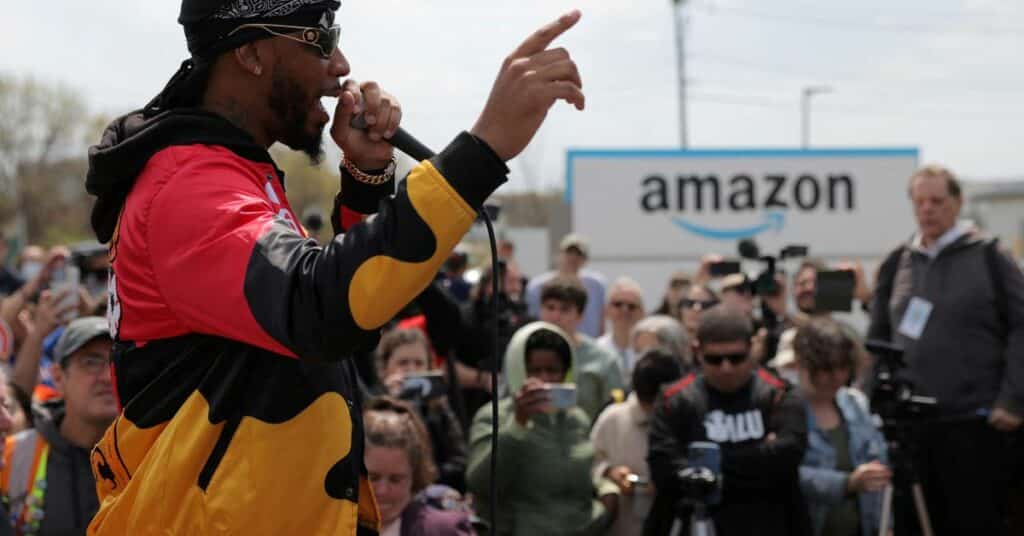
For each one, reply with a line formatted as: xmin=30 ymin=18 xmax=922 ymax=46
xmin=701 ymin=352 xmax=749 ymax=366
xmin=610 ymin=300 xmax=641 ymax=312
xmin=229 ymin=24 xmax=341 ymax=58
xmin=680 ymin=298 xmax=719 ymax=310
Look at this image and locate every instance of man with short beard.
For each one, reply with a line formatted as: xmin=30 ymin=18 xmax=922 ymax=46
xmin=84 ymin=1 xmax=586 ymax=533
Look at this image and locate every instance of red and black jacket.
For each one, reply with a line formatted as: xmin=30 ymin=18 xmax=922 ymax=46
xmin=84 ymin=108 xmax=506 ymax=535
xmin=645 ymin=369 xmax=811 ymax=536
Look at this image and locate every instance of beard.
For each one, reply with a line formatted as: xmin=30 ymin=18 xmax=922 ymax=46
xmin=268 ymin=71 xmax=325 ymax=165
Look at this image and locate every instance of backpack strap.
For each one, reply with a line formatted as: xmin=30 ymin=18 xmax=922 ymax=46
xmin=984 ymin=238 xmax=1009 ymax=339
xmin=871 ymin=245 xmax=908 ymax=340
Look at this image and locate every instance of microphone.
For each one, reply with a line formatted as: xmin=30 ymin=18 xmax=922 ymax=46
xmin=349 ymin=114 xmax=435 ymax=161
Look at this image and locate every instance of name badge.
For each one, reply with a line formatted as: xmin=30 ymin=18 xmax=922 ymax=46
xmin=898 ymin=297 xmax=933 ymax=340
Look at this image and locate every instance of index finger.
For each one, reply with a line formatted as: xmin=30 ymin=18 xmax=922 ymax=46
xmin=512 ymin=10 xmax=581 ymax=59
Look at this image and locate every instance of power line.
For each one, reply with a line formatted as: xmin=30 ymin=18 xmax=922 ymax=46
xmin=694 ymin=4 xmax=1024 ymax=35
xmin=687 ymin=52 xmax=1024 ymax=96
xmin=687 ymin=90 xmax=1020 ymax=121
xmin=729 ymin=0 xmax=1024 ymax=22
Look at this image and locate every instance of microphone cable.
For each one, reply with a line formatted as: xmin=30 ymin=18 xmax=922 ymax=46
xmin=350 ymin=116 xmax=503 ymax=534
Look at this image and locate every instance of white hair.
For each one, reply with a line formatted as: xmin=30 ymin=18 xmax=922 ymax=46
xmin=606 ymin=277 xmax=645 ymax=306
xmin=631 ymin=315 xmax=692 ymax=365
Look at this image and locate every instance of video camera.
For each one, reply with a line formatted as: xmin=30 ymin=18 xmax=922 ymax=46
xmin=678 ymin=442 xmax=723 ymax=507
xmin=670 ymin=442 xmax=723 ymax=536
xmin=866 ymin=339 xmax=938 ymax=425
xmin=736 ymin=239 xmax=808 ymax=297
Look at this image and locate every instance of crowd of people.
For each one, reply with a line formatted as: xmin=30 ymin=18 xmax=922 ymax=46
xmin=0 ymin=164 xmax=1020 ymax=535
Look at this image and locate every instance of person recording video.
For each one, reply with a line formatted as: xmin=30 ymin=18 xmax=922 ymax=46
xmin=82 ymin=0 xmax=587 ymax=532
xmin=373 ymin=327 xmax=467 ymax=493
xmin=467 ymin=322 xmax=619 ymax=535
xmin=646 ymin=305 xmax=810 ymax=536
xmin=868 ymin=165 xmax=1024 ymax=535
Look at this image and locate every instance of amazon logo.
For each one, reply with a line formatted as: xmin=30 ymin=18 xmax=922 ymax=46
xmin=640 ymin=173 xmax=856 ymax=241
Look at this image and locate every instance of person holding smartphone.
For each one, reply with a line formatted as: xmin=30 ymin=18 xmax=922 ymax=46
xmin=374 ymin=327 xmax=467 ymax=493
xmin=591 ymin=349 xmax=684 ymax=536
xmin=467 ymin=322 xmax=619 ymax=535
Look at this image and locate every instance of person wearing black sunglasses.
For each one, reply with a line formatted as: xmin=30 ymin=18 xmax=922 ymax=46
xmin=646 ymin=304 xmax=811 ymax=536
xmin=84 ymin=0 xmax=586 ymax=534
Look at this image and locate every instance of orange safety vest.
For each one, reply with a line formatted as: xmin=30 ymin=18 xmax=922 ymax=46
xmin=0 ymin=430 xmax=50 ymax=536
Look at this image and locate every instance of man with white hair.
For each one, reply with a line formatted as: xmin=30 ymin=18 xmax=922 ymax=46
xmin=598 ymin=278 xmax=646 ymax=378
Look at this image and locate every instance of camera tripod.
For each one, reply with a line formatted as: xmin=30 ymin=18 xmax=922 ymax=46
xmin=669 ymin=467 xmax=718 ymax=536
xmin=669 ymin=502 xmax=716 ymax=536
xmin=877 ymin=423 xmax=935 ymax=536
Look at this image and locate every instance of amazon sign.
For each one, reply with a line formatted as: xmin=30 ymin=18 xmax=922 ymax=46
xmin=566 ymin=148 xmax=918 ymax=261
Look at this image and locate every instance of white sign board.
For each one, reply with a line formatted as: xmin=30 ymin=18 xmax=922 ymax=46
xmin=568 ymin=149 xmax=919 ymax=261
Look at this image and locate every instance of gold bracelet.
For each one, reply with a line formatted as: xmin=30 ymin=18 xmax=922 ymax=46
xmin=341 ymin=157 xmax=396 ymax=186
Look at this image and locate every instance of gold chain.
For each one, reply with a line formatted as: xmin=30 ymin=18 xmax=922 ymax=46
xmin=341 ymin=157 xmax=395 ymax=185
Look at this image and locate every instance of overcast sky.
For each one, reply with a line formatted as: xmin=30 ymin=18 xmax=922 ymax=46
xmin=3 ymin=0 xmax=1022 ymax=191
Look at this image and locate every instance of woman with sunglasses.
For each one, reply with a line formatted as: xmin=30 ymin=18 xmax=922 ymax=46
xmin=652 ymin=272 xmax=691 ymax=318
xmin=676 ymin=283 xmax=719 ymax=349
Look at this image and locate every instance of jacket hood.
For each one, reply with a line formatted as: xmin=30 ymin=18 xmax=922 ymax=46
xmin=86 ymin=108 xmax=274 ymax=243
xmin=906 ymin=220 xmax=986 ymax=255
xmin=34 ymin=399 xmax=75 ymax=454
xmin=503 ymin=321 xmax=577 ymax=393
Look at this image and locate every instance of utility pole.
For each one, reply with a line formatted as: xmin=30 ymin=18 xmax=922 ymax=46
xmin=801 ymin=85 xmax=832 ymax=148
xmin=673 ymin=0 xmax=689 ymax=149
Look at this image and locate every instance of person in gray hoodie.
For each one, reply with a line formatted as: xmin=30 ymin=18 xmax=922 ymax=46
xmin=868 ymin=165 xmax=1023 ymax=535
xmin=1 ymin=317 xmax=118 ymax=536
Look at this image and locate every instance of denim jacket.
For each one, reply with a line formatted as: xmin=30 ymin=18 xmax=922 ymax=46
xmin=799 ymin=388 xmax=889 ymax=536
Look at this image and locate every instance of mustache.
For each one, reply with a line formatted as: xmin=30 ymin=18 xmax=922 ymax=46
xmin=320 ymin=82 xmax=343 ymax=98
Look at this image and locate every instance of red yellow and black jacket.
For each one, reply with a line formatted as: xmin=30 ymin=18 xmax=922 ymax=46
xmin=84 ymin=109 xmax=507 ymax=535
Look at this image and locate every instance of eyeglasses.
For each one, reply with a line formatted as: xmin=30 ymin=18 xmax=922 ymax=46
xmin=228 ymin=24 xmax=341 ymax=58
xmin=68 ymin=354 xmax=112 ymax=374
xmin=680 ymin=298 xmax=719 ymax=310
xmin=701 ymin=352 xmax=749 ymax=366
xmin=610 ymin=300 xmax=641 ymax=312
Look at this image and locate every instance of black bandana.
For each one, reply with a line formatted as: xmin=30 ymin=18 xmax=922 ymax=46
xmin=180 ymin=0 xmax=340 ymax=59
xmin=142 ymin=0 xmax=339 ymax=116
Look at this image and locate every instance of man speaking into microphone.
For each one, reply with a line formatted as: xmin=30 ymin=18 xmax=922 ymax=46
xmin=83 ymin=0 xmax=585 ymax=533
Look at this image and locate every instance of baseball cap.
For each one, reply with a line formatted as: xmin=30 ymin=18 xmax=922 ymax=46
xmin=559 ymin=234 xmax=590 ymax=258
xmin=53 ymin=316 xmax=111 ymax=366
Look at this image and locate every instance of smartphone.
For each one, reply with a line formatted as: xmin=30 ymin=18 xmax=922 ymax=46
xmin=49 ymin=264 xmax=81 ymax=322
xmin=399 ymin=372 xmax=447 ymax=401
xmin=781 ymin=244 xmax=810 ymax=259
xmin=815 ymin=269 xmax=856 ymax=312
xmin=626 ymin=473 xmax=650 ymax=489
xmin=547 ymin=383 xmax=577 ymax=410
xmin=709 ymin=260 xmax=742 ymax=277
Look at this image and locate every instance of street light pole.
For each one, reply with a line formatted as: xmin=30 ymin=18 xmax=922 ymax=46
xmin=801 ymin=85 xmax=832 ymax=149
xmin=673 ymin=0 xmax=688 ymax=149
